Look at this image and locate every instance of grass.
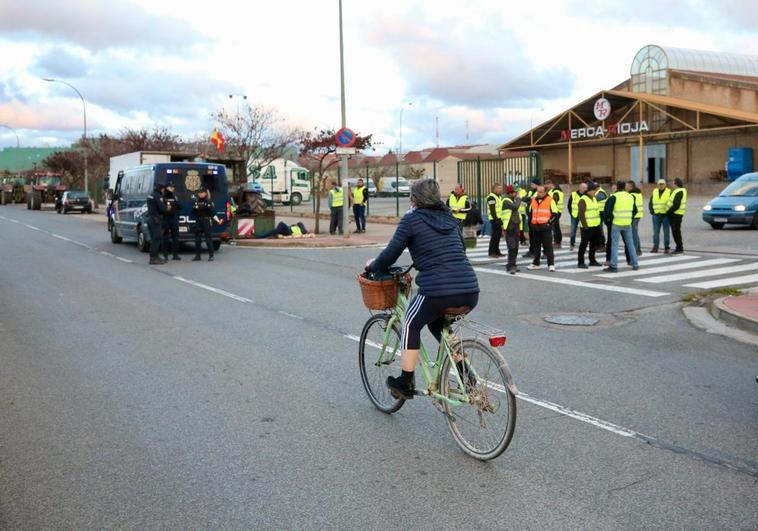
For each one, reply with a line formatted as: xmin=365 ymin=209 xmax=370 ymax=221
xmin=682 ymin=287 xmax=742 ymax=303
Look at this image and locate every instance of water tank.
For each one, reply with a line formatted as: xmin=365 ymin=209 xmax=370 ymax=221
xmin=727 ymin=148 xmax=754 ymax=181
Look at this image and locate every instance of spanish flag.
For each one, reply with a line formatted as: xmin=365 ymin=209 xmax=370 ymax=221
xmin=210 ymin=129 xmax=225 ymax=153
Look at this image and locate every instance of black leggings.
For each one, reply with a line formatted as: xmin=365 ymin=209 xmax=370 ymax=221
xmin=401 ymin=292 xmax=479 ymax=350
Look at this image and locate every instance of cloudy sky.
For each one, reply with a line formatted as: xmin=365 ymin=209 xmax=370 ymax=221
xmin=0 ymin=0 xmax=756 ymax=152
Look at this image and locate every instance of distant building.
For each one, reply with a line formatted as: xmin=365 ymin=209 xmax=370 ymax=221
xmin=0 ymin=147 xmax=69 ymax=174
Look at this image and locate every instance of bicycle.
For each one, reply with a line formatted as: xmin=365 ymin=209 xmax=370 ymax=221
xmin=357 ymin=265 xmax=518 ymax=461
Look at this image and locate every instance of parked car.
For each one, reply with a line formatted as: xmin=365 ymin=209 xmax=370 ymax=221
xmin=378 ymin=176 xmax=410 ymax=197
xmin=56 ymin=191 xmax=92 ymax=214
xmin=702 ymin=172 xmax=758 ymax=229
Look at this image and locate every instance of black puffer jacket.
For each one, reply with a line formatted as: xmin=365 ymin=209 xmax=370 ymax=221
xmin=369 ymin=205 xmax=479 ymax=297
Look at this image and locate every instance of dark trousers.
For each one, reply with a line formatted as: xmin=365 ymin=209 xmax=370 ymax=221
xmin=531 ymin=225 xmax=554 ymax=266
xmin=353 ymin=204 xmax=366 ymax=231
xmin=605 ymin=222 xmax=632 ymax=263
xmin=504 ymin=226 xmax=519 ymax=269
xmin=528 ymin=223 xmax=537 ymax=255
xmin=578 ymin=226 xmax=601 ymax=265
xmin=670 ymin=214 xmax=684 ymax=251
xmin=194 ymin=219 xmax=213 ymax=256
xmin=148 ymin=217 xmax=163 ymax=259
xmin=598 ymin=212 xmax=607 ymax=246
xmin=256 ymin=221 xmax=306 ymax=239
xmin=330 ymin=207 xmax=343 ymax=234
xmin=163 ymin=218 xmax=180 ymax=256
xmin=488 ymin=219 xmax=503 ymax=255
xmin=551 ymin=213 xmax=562 ymax=244
xmin=519 ymin=214 xmax=527 ymax=244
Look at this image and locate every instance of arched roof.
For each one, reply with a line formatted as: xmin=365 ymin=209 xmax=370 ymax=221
xmin=632 ymin=45 xmax=758 ymax=78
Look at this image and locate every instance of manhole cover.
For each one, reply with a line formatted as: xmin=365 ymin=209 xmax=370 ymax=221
xmin=544 ymin=314 xmax=599 ymax=326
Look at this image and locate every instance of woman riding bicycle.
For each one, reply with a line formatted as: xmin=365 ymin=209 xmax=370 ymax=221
xmin=366 ymin=179 xmax=479 ymax=400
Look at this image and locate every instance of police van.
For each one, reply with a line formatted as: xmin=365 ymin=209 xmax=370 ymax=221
xmin=108 ymin=162 xmax=229 ymax=252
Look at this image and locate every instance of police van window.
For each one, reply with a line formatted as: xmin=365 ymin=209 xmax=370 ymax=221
xmin=201 ymin=173 xmax=219 ymax=192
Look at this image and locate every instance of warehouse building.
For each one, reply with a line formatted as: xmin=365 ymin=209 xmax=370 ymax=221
xmin=499 ymin=45 xmax=758 ymax=192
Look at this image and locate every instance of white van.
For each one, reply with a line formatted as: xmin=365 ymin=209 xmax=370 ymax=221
xmin=248 ymin=158 xmax=311 ymax=205
xmin=378 ymin=176 xmax=410 ymax=197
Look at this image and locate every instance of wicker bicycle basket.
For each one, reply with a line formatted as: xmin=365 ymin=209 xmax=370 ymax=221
xmin=357 ymin=273 xmax=411 ymax=310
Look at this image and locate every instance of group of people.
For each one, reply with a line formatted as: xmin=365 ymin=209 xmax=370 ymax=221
xmin=145 ymin=183 xmax=220 ymax=265
xmin=481 ymin=176 xmax=688 ymax=273
xmin=328 ymin=179 xmax=369 ymax=235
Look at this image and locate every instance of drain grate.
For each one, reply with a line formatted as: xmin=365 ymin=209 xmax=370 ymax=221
xmin=544 ymin=314 xmax=599 ymax=326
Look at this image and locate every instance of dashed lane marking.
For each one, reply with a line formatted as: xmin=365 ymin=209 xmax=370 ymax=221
xmin=473 ymin=266 xmax=669 ymax=298
xmin=24 ymin=224 xmax=40 ymax=231
xmin=172 ymin=276 xmax=253 ymax=303
xmin=278 ymin=310 xmax=305 ymax=320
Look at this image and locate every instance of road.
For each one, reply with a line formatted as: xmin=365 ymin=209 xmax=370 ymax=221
xmin=1 ymin=204 xmax=756 ymax=530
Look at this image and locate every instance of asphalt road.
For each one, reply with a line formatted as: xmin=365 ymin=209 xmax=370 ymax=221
xmin=1 ymin=204 xmax=756 ymax=530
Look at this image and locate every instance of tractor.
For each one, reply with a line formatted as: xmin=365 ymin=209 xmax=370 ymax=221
xmin=0 ymin=176 xmax=26 ymax=205
xmin=26 ymin=173 xmax=66 ymax=210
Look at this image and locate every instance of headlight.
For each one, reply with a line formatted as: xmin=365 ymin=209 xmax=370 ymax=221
xmin=734 ymin=205 xmax=746 ymax=212
xmin=703 ymin=204 xmax=712 ymax=211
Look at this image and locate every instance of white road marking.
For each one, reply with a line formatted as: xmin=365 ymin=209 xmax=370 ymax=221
xmin=344 ymin=334 xmax=387 ymax=350
xmin=115 ymin=257 xmax=133 ymax=263
xmin=9 ymin=218 xmax=19 ymax=223
xmin=100 ymin=251 xmax=116 ymax=258
xmin=51 ymin=233 xmax=71 ymax=241
xmin=594 ymin=258 xmax=735 ymax=278
xmin=684 ymin=273 xmax=758 ymax=289
xmin=473 ymin=266 xmax=669 ymax=298
xmin=637 ymin=262 xmax=758 ymax=284
xmin=278 ymin=310 xmax=304 ymax=320
xmin=173 ymin=276 xmax=252 ymax=303
xmin=24 ymin=224 xmax=40 ymax=231
xmin=561 ymin=254 xmax=700 ymax=274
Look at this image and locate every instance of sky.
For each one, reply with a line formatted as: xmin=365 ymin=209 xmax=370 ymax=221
xmin=0 ymin=0 xmax=756 ymax=153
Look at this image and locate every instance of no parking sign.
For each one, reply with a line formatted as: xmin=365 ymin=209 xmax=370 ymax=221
xmin=335 ymin=127 xmax=356 ymax=148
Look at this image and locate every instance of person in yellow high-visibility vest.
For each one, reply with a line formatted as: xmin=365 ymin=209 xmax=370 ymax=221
xmin=485 ymin=183 xmax=504 ymax=258
xmin=350 ymin=178 xmax=369 ymax=233
xmin=666 ymin=177 xmax=687 ymax=254
xmin=626 ymin=180 xmax=644 ymax=257
xmin=604 ymin=180 xmax=639 ymax=272
xmin=576 ymin=182 xmax=603 ymax=268
xmin=648 ymin=179 xmax=671 ymax=253
xmin=502 ymin=184 xmax=522 ymax=273
xmin=545 ymin=180 xmax=565 ymax=248
xmin=516 ymin=184 xmax=528 ymax=245
xmin=567 ymin=181 xmax=588 ymax=250
xmin=328 ymin=180 xmax=345 ymax=235
xmin=447 ymin=183 xmax=470 ymax=225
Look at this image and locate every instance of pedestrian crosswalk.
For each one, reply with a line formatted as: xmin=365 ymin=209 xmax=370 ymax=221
xmin=467 ymin=237 xmax=758 ymax=297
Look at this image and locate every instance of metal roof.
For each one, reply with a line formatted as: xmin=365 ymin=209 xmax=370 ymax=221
xmin=632 ymin=45 xmax=758 ymax=78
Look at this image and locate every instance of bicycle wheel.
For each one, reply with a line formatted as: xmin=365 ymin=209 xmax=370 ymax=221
xmin=358 ymin=314 xmax=405 ymax=413
xmin=439 ymin=339 xmax=517 ymax=460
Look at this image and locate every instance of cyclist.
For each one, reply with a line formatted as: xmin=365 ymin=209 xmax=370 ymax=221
xmin=365 ymin=179 xmax=480 ymax=400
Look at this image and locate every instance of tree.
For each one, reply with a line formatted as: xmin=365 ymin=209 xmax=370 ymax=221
xmin=299 ymin=129 xmax=372 ymax=234
xmin=42 ymin=150 xmax=84 ymax=189
xmin=405 ymin=166 xmax=426 ymax=180
xmin=211 ymin=104 xmax=302 ymax=182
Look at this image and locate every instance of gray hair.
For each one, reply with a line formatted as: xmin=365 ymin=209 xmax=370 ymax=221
xmin=410 ymin=178 xmax=442 ymax=208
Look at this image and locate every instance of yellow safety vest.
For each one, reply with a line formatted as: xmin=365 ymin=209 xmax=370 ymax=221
xmin=501 ymin=197 xmax=514 ymax=227
xmin=596 ymin=187 xmax=608 ymax=211
xmin=632 ymin=191 xmax=644 ymax=219
xmin=518 ymin=188 xmax=527 ymax=215
xmin=290 ymin=225 xmax=302 ymax=236
xmin=570 ymin=191 xmax=582 ymax=218
xmin=552 ymin=189 xmax=564 ymax=213
xmin=447 ymin=193 xmax=468 ymax=220
xmin=352 ymin=186 xmax=366 ymax=205
xmin=612 ymin=191 xmax=635 ymax=227
xmin=485 ymin=192 xmax=503 ymax=221
xmin=668 ymin=188 xmax=687 ymax=215
xmin=329 ymin=188 xmax=344 ymax=208
xmin=652 ymin=188 xmax=671 ymax=214
xmin=579 ymin=195 xmax=601 ymax=227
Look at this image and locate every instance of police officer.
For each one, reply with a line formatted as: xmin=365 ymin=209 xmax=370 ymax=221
xmin=146 ymin=184 xmax=167 ymax=265
xmin=162 ymin=181 xmax=182 ymax=261
xmin=192 ymin=188 xmax=219 ymax=261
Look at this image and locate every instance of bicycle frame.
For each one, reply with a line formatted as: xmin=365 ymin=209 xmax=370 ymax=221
xmin=377 ymin=289 xmax=473 ymax=407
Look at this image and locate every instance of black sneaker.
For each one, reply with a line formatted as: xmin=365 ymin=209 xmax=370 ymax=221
xmin=387 ymin=375 xmax=414 ymax=400
xmin=577 ymin=263 xmax=589 ymax=269
xmin=149 ymin=257 xmax=166 ymax=265
xmin=208 ymin=255 xmax=214 ymax=262
xmin=192 ymin=255 xmax=201 ymax=261
xmin=588 ymin=261 xmax=602 ymax=267
xmin=603 ymin=266 xmax=618 ymax=273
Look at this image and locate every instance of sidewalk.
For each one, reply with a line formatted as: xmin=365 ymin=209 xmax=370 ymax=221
xmin=709 ymin=287 xmax=758 ymax=335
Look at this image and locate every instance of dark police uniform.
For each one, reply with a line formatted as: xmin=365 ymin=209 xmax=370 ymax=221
xmin=146 ymin=187 xmax=167 ymax=264
xmin=192 ymin=193 xmax=216 ymax=261
xmin=162 ymin=187 xmax=182 ymax=260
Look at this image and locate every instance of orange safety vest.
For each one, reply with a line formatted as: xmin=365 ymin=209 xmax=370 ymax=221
xmin=530 ymin=195 xmax=554 ymax=225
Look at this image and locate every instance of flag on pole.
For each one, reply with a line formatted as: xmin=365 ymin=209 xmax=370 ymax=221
xmin=210 ymin=129 xmax=225 ymax=153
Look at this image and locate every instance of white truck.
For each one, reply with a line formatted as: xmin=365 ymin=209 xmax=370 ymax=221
xmin=248 ymin=157 xmax=311 ymax=205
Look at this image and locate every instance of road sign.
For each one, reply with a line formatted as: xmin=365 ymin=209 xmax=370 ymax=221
xmin=336 ymin=147 xmax=356 ymax=155
xmin=335 ymin=127 xmax=356 ymax=148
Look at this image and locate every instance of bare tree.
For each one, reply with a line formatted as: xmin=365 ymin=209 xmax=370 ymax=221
xmin=300 ymin=128 xmax=372 ymax=234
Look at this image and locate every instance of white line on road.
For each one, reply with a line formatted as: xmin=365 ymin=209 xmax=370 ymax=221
xmin=9 ymin=218 xmax=19 ymax=223
xmin=473 ymin=267 xmax=670 ymax=298
xmin=593 ymin=257 xmax=735 ymax=279
xmin=100 ymin=251 xmax=116 ymax=258
xmin=278 ymin=310 xmax=304 ymax=320
xmin=24 ymin=224 xmax=41 ymax=231
xmin=172 ymin=276 xmax=253 ymax=303
xmin=560 ymin=254 xmax=700 ymax=273
xmin=51 ymin=233 xmax=71 ymax=241
xmin=115 ymin=257 xmax=133 ymax=263
xmin=637 ymin=262 xmax=758 ymax=284
xmin=685 ymin=273 xmax=758 ymax=289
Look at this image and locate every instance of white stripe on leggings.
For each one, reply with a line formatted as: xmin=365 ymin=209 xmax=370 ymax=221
xmin=401 ymin=294 xmax=426 ymax=350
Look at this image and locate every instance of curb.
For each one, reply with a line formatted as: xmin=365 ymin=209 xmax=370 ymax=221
xmin=709 ymin=297 xmax=758 ymax=335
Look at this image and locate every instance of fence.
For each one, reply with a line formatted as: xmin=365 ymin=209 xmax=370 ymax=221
xmin=457 ymin=153 xmax=541 ymax=213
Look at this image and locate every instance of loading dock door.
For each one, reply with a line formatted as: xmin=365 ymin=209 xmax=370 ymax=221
xmin=630 ymin=144 xmax=666 ymax=184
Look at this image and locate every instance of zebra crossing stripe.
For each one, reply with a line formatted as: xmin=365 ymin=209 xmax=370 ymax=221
xmin=560 ymin=254 xmax=699 ymax=274
xmin=593 ymin=258 xmax=734 ymax=278
xmin=637 ymin=262 xmax=758 ymax=284
xmin=473 ymin=267 xmax=669 ymax=298
xmin=684 ymin=273 xmax=758 ymax=289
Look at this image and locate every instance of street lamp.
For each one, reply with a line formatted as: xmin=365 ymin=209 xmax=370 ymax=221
xmin=228 ymin=93 xmax=247 ymax=128
xmin=338 ymin=0 xmax=350 ymax=238
xmin=398 ymin=101 xmax=412 ymax=161
xmin=43 ymin=78 xmax=88 ymax=197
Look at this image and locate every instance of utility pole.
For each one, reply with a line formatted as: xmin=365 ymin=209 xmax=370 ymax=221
xmin=338 ymin=0 xmax=350 ymax=238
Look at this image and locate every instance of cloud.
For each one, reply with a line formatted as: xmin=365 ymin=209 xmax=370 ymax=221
xmin=0 ymin=0 xmax=203 ymax=51
xmin=33 ymin=47 xmax=91 ymax=78
xmin=367 ymin=14 xmax=574 ymax=108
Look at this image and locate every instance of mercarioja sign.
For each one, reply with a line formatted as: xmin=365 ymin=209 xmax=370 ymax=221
xmin=560 ymin=120 xmax=649 ymax=141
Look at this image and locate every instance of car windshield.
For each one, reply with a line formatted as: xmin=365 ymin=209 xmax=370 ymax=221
xmin=68 ymin=192 xmax=89 ymax=199
xmin=720 ymin=179 xmax=758 ymax=197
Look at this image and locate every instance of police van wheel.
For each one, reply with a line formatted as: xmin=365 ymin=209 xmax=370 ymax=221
xmin=137 ymin=228 xmax=149 ymax=253
xmin=111 ymin=223 xmax=123 ymax=244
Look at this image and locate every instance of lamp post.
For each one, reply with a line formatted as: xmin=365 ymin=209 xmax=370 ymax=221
xmin=44 ymin=78 xmax=88 ymax=197
xmin=398 ymin=102 xmax=412 ymax=161
xmin=338 ymin=0 xmax=350 ymax=238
